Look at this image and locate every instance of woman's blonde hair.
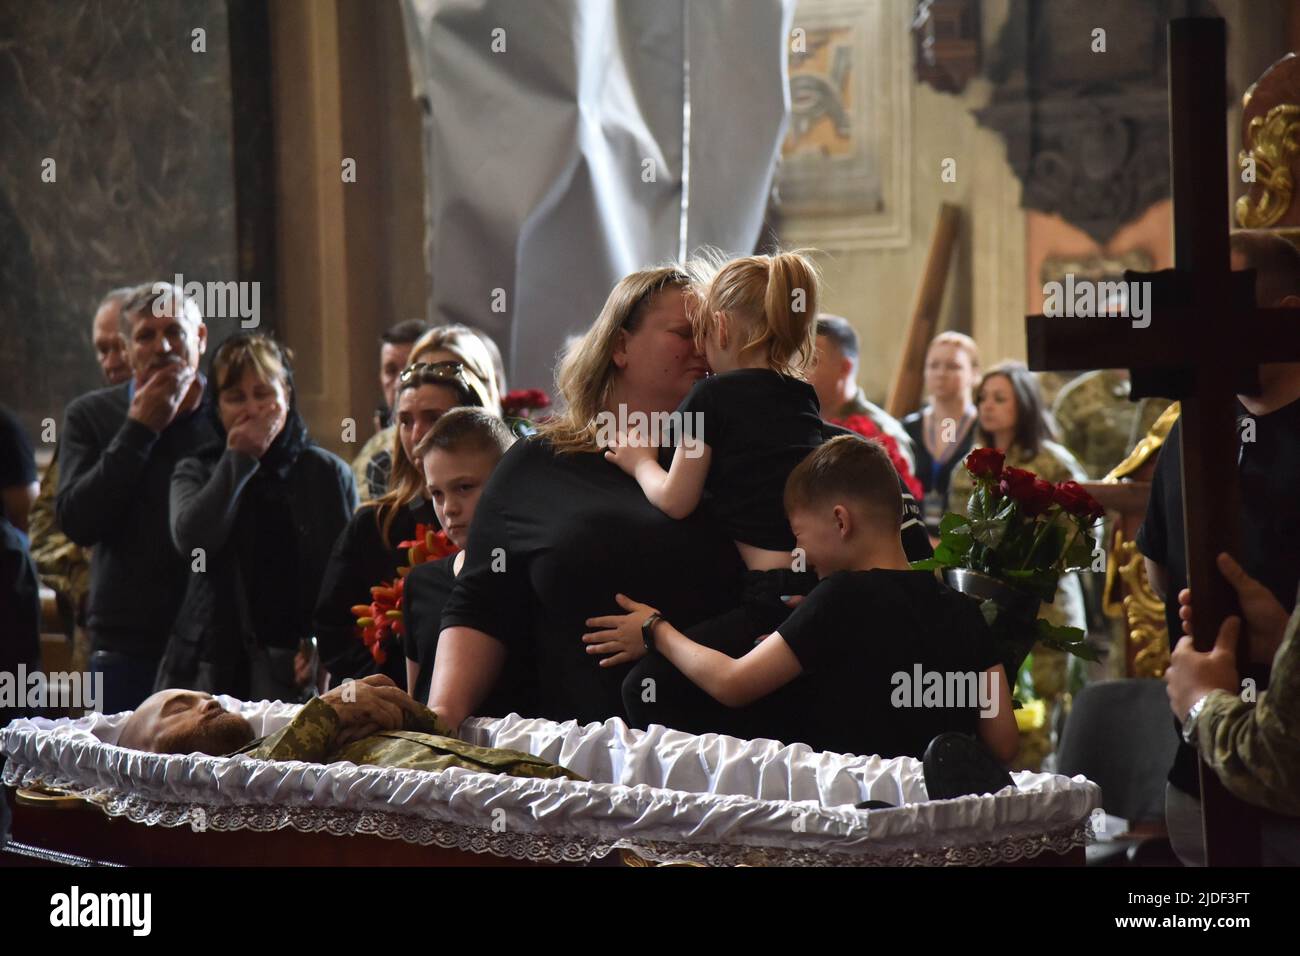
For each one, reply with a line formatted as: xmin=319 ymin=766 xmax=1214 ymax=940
xmin=695 ymin=249 xmax=821 ymax=378
xmin=372 ymin=324 xmax=495 ymax=543
xmin=535 ymin=265 xmax=692 ymax=455
xmin=408 ymin=324 xmax=502 ymax=415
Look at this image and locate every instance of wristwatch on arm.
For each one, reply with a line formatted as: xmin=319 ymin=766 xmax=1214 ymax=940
xmin=641 ymin=613 xmax=664 ymax=654
xmin=1182 ymin=693 xmax=1211 ymax=745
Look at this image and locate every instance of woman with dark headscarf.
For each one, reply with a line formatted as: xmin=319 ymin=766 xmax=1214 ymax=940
xmin=161 ymin=334 xmax=357 ymax=701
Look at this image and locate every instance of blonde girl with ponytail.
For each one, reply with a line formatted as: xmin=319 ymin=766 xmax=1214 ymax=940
xmin=603 ymin=249 xmax=827 ymax=577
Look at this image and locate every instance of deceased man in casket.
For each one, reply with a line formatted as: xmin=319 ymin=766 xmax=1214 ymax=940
xmin=116 ymin=674 xmax=581 ymax=780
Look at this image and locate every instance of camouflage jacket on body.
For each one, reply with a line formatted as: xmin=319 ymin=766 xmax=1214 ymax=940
xmin=1051 ymin=370 xmax=1174 ymax=479
xmin=233 ymin=696 xmax=583 ymax=780
xmin=1197 ymin=598 xmax=1300 ymax=816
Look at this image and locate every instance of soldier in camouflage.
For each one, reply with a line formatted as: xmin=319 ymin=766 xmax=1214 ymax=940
xmin=1051 ymin=369 xmax=1173 ymax=480
xmin=1167 ymin=553 xmax=1300 ymax=817
xmin=118 ymin=674 xmax=581 ymax=780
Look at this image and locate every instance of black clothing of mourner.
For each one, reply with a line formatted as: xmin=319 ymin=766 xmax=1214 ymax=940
xmin=776 ymin=570 xmax=1000 ymax=758
xmin=0 ymin=405 xmax=37 ymax=524
xmin=902 ymin=407 xmax=976 ymax=531
xmin=56 ymin=381 xmax=218 ymax=667
xmin=1137 ymin=399 xmax=1300 ymax=798
xmin=441 ymin=420 xmax=936 ymax=728
xmin=0 ymin=519 xmax=40 ymax=728
xmin=676 ymin=369 xmax=825 ymax=550
xmin=162 ymin=400 xmax=356 ymax=700
xmin=439 ymin=436 xmax=748 ymax=724
xmin=314 ymin=496 xmax=439 ymax=687
xmin=403 ymin=554 xmax=457 ymax=705
xmin=622 ymin=566 xmax=819 ymax=741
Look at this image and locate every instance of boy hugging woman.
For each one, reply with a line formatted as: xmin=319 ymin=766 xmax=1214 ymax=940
xmin=596 ymin=251 xmax=1018 ymax=765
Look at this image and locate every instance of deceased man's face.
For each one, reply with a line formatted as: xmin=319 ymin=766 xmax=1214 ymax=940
xmin=117 ymin=690 xmax=256 ymax=756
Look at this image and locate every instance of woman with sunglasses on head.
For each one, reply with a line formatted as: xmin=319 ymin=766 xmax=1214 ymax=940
xmin=353 ymin=324 xmax=503 ymax=501
xmin=313 ymin=355 xmax=491 ymax=686
xmin=162 ymin=334 xmax=357 ymax=701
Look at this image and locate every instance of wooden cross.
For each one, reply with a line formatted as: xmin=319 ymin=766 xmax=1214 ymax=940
xmin=1025 ymin=18 xmax=1300 ymax=866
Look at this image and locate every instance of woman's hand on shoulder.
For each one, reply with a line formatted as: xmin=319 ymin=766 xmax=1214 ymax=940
xmin=582 ymin=593 xmax=658 ymax=666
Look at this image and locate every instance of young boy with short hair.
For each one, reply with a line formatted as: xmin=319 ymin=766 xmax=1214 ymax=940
xmin=586 ymin=434 xmax=1019 ymax=763
xmin=403 ymin=408 xmax=516 ymax=707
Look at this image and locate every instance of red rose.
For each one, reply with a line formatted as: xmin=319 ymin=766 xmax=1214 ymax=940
xmin=998 ymin=466 xmax=1036 ymax=499
xmin=964 ymin=448 xmax=1005 ymax=481
xmin=1054 ymin=481 xmax=1104 ymax=522
xmin=502 ymin=388 xmax=552 ymax=417
xmin=1020 ymin=478 xmax=1058 ymax=517
xmin=998 ymin=468 xmax=1054 ymax=515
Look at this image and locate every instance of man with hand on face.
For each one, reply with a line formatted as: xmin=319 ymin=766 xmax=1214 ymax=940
xmin=57 ymin=282 xmax=218 ymax=713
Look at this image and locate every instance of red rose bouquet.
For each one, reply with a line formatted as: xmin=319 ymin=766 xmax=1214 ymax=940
xmin=351 ymin=525 xmax=459 ymax=665
xmin=829 ymin=414 xmax=923 ymax=500
xmin=911 ymin=450 xmax=1104 ymax=670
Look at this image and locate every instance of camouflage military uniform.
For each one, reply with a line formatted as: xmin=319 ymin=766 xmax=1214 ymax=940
xmin=1051 ymin=370 xmax=1174 ymax=479
xmin=1195 ymin=597 xmax=1300 ymax=816
xmin=233 ymin=696 xmax=583 ymax=781
xmin=28 ymin=446 xmax=91 ymax=606
xmin=833 ymin=389 xmax=916 ymax=473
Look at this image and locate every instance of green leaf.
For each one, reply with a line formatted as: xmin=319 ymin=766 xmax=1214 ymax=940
xmin=909 ymin=557 xmax=947 ymax=571
xmin=978 ymin=598 xmax=999 ymax=627
xmin=939 ymin=512 xmax=970 ymax=536
xmin=1003 ymin=568 xmax=1059 ymax=602
xmin=1033 ymin=619 xmax=1103 ymax=662
xmin=1062 ymin=527 xmax=1097 ymax=571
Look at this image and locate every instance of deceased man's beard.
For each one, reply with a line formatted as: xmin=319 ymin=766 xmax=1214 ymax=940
xmin=162 ymin=712 xmax=256 ymax=756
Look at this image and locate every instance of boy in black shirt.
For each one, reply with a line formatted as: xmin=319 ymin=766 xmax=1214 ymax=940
xmin=403 ymin=408 xmax=532 ymax=712
xmin=588 ymin=435 xmax=1018 ymax=761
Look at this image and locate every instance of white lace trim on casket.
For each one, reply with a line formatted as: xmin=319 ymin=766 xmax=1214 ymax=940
xmin=1 ymin=699 xmax=1101 ymax=866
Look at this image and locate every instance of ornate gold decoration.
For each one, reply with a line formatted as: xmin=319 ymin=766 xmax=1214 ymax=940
xmin=1111 ymin=532 xmax=1170 ymax=679
xmin=1104 ymin=401 xmax=1180 ymax=481
xmin=1236 ymin=103 xmax=1300 ymax=228
xmin=15 ymin=785 xmax=86 ymax=810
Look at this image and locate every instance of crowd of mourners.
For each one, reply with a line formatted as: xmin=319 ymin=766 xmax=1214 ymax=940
xmin=3 ymin=232 xmax=1299 ymax=865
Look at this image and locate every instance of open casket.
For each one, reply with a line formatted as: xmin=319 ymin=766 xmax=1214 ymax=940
xmin=2 ymin=699 xmax=1099 ymax=867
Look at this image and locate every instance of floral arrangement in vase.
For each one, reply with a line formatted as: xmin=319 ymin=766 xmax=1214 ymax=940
xmin=910 ymin=448 xmax=1104 ymax=679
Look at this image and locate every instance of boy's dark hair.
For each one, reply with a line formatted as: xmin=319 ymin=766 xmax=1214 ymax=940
xmin=381 ymin=318 xmax=431 ymax=346
xmin=784 ymin=434 xmax=901 ymax=525
xmin=414 ymin=407 xmax=515 ymax=461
